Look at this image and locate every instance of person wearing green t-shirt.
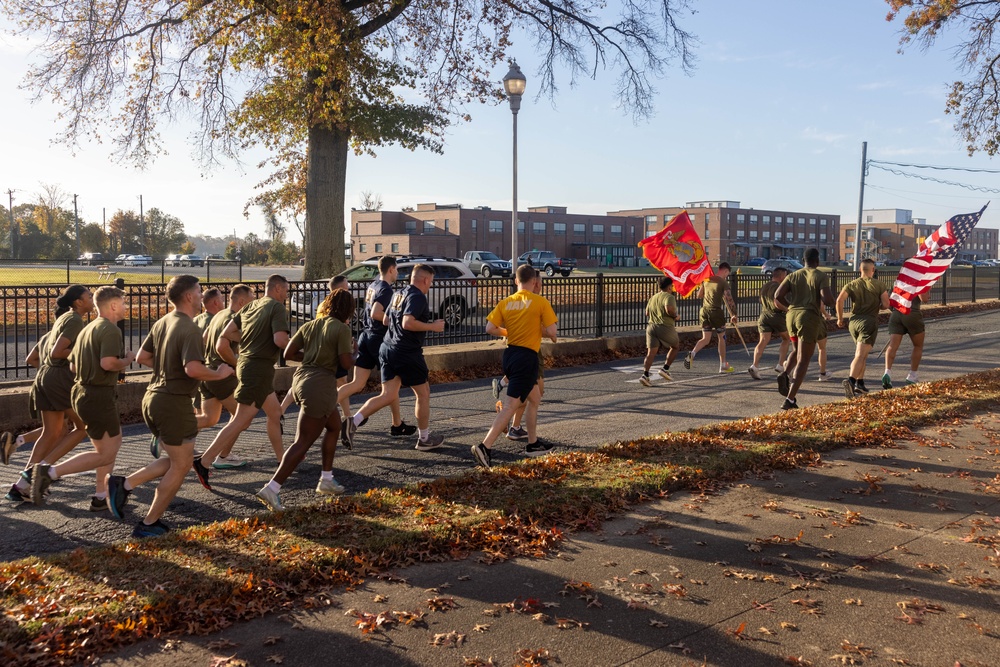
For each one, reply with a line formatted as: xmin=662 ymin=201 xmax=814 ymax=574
xmin=836 ymin=258 xmax=890 ymax=398
xmin=684 ymin=263 xmax=739 ymax=374
xmin=639 ymin=276 xmax=679 ymax=386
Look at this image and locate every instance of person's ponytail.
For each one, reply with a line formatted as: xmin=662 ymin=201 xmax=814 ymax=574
xmin=55 ymin=284 xmax=88 ymax=316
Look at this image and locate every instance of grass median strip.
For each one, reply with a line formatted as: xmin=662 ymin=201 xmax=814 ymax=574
xmin=3 ymin=371 xmax=1000 ymax=666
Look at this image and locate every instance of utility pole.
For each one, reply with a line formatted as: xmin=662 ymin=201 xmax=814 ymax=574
xmin=853 ymin=141 xmax=867 ymax=271
xmin=6 ymin=189 xmax=15 ymax=259
xmin=73 ymin=194 xmax=80 ymax=256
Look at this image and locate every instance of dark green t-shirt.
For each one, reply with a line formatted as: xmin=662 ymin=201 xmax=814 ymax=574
xmin=204 ymin=307 xmax=238 ymax=370
xmin=782 ymin=268 xmax=830 ymax=316
xmin=43 ymin=311 xmax=85 ymax=368
xmin=701 ymin=277 xmax=727 ymax=312
xmin=290 ymin=317 xmax=353 ymax=374
xmin=646 ymin=291 xmax=677 ymax=327
xmin=141 ymin=311 xmax=205 ymax=396
xmin=193 ymin=311 xmax=213 ymax=334
xmin=71 ymin=318 xmax=124 ymax=387
xmin=234 ymin=297 xmax=290 ymax=363
xmin=759 ymin=281 xmax=781 ymax=319
xmin=843 ymin=277 xmax=887 ymax=318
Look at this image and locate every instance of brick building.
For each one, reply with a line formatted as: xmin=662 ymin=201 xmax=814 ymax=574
xmin=349 ymin=203 xmax=645 ymax=267
xmin=609 ymin=201 xmax=842 ymax=264
xmin=840 ymin=208 xmax=998 ymax=264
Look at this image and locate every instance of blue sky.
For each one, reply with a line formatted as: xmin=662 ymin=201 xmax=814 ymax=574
xmin=2 ymin=0 xmax=998 ymax=243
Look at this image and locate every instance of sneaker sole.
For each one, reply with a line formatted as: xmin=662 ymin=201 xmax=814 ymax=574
xmin=254 ymin=493 xmax=282 ymax=512
xmin=842 ymin=380 xmax=855 ymax=400
xmin=506 ymin=434 xmax=528 ymax=442
xmin=212 ymin=461 xmax=248 ymax=469
xmin=639 ymin=377 xmax=652 ymax=386
xmin=472 ymin=445 xmax=491 ymax=468
xmin=657 ymin=371 xmax=672 ymax=382
xmin=776 ymin=374 xmax=790 ymax=397
xmin=1 ymin=432 xmax=14 ymax=466
xmin=747 ymin=368 xmax=761 ymax=380
xmin=882 ymin=376 xmax=892 ymax=390
xmin=524 ymin=447 xmax=554 ymax=458
xmin=414 ymin=443 xmax=444 ymax=451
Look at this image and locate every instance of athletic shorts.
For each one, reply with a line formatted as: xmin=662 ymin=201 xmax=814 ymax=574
xmin=355 ymin=331 xmax=384 ymax=371
xmin=537 ymin=350 xmax=545 ymax=381
xmin=234 ymin=357 xmax=276 ymax=409
xmin=786 ymin=310 xmax=827 ymax=344
xmin=72 ymin=384 xmax=121 ymax=440
xmin=646 ymin=323 xmax=679 ymax=350
xmin=503 ymin=345 xmax=540 ymax=403
xmin=379 ymin=345 xmax=429 ymax=388
xmin=32 ymin=365 xmax=74 ymax=413
xmin=849 ymin=315 xmax=878 ymax=346
xmin=142 ymin=391 xmax=198 ymax=446
xmin=700 ymin=308 xmax=726 ymax=333
xmin=888 ymin=310 xmax=925 ymax=336
xmin=757 ymin=314 xmax=787 ymax=335
xmin=291 ymin=367 xmax=340 ymax=419
xmin=200 ymin=374 xmax=239 ymax=401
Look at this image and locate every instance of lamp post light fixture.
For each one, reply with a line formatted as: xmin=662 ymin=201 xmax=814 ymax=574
xmin=503 ymin=60 xmax=526 ymax=275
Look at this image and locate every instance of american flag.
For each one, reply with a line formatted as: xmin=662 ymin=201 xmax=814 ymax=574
xmin=890 ymin=205 xmax=988 ymax=314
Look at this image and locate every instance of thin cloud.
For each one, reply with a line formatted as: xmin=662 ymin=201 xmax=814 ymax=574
xmin=801 ymin=127 xmax=848 ymax=144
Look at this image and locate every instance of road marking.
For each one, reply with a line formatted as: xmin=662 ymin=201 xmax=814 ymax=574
xmin=610 ymin=364 xmax=754 ymax=385
xmin=970 ymin=329 xmax=1000 ymax=337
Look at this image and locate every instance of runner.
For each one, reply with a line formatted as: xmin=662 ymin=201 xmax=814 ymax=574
xmin=684 ymin=262 xmax=739 ymax=374
xmin=194 ymin=274 xmax=290 ymax=487
xmin=774 ymin=248 xmax=836 ymax=410
xmin=836 ymin=258 xmax=890 ymax=398
xmin=639 ymin=276 xmax=679 ymax=386
xmin=748 ymin=267 xmax=790 ymax=380
xmin=336 ymin=257 xmax=416 ymax=441
xmin=104 ymin=274 xmax=234 ymax=537
xmin=2 ymin=337 xmax=69 ymax=466
xmin=4 ymin=286 xmax=92 ymax=502
xmin=342 ymin=263 xmax=446 ymax=451
xmin=882 ymin=291 xmax=928 ymax=388
xmin=30 ymin=286 xmax=136 ymax=507
xmin=472 ymin=264 xmax=558 ymax=469
xmin=193 ymin=287 xmax=224 ymax=334
xmin=255 ymin=289 xmax=355 ymax=511
xmin=507 ymin=270 xmax=549 ymax=437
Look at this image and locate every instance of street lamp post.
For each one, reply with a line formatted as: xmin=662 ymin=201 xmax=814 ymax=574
xmin=503 ymin=60 xmax=526 ymax=275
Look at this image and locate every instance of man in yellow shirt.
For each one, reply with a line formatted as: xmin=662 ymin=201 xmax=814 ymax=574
xmin=473 ymin=265 xmax=558 ymax=468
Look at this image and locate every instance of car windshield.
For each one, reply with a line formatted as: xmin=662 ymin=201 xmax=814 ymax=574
xmin=480 ymin=252 xmax=501 ymax=260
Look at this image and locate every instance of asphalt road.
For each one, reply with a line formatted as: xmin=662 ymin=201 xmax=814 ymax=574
xmin=1 ymin=309 xmax=997 ymax=562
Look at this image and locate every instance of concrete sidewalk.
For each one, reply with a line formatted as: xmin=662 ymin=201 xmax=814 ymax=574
xmin=101 ymin=413 xmax=1000 ymax=667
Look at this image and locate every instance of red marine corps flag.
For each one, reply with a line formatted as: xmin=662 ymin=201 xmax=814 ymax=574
xmin=637 ymin=210 xmax=713 ymax=297
xmin=890 ymin=204 xmax=988 ymax=314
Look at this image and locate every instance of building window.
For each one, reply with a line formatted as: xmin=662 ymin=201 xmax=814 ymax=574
xmin=518 ymin=221 xmax=525 ymax=232
xmin=808 ymin=233 xmax=816 ymax=241
xmin=763 ymin=216 xmax=770 ymax=224
xmin=775 ymin=216 xmax=782 ymax=224
xmin=704 ymin=226 xmax=710 ymax=239
xmin=797 ymin=232 xmax=805 ymax=240
xmin=489 ymin=220 xmax=502 ymax=233
xmin=471 ymin=219 xmax=477 ymax=230
xmin=798 ymin=217 xmax=805 ymax=226
xmin=574 ymin=223 xmax=585 ymax=235
xmin=705 ymin=213 xmax=710 ymax=224
xmin=424 ymin=220 xmax=435 ymax=232
xmin=375 ymin=243 xmax=383 ymax=252
xmin=593 ymin=224 xmax=604 ymax=234
xmin=391 ymin=243 xmax=399 ymax=252
xmin=360 ymin=243 xmax=367 ymax=252
xmin=820 ymin=234 xmax=827 ymax=242
xmin=866 ymin=215 xmax=873 ymax=222
xmin=610 ymin=225 xmax=622 ymax=235
xmin=737 ymin=214 xmax=745 ymax=223
xmin=736 ymin=229 xmax=745 ymax=239
xmin=749 ymin=230 xmax=758 ymax=239
xmin=533 ymin=222 xmax=545 ymax=234
xmin=644 ymin=215 xmax=657 ymax=227
xmin=820 ymin=218 xmax=827 ymax=226
xmin=810 ymin=218 xmax=816 ymax=226
xmin=554 ymin=223 xmax=566 ymax=235
xmin=444 ymin=219 xmax=450 ymax=233
xmin=750 ymin=215 xmax=757 ymax=224
xmin=405 ymin=220 xmax=416 ymax=234
xmin=762 ymin=230 xmax=770 ymax=239
xmin=775 ymin=231 xmax=782 ymax=240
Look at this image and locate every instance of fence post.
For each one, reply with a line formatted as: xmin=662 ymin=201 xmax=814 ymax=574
xmin=160 ymin=260 xmax=165 ymax=284
xmin=972 ymin=265 xmax=977 ymax=303
xmin=729 ymin=270 xmax=740 ymax=319
xmin=206 ymin=261 xmax=211 ymax=283
xmin=595 ymin=273 xmax=604 ymax=338
xmin=238 ymin=260 xmax=243 ymax=283
xmin=941 ymin=269 xmax=948 ymax=306
xmin=66 ymin=259 xmax=70 ymax=284
xmin=831 ymin=269 xmax=837 ymax=293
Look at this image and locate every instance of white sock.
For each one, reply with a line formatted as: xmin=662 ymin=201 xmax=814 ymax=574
xmin=418 ymin=428 xmax=429 ymax=440
xmin=48 ymin=467 xmax=58 ymax=480
xmin=499 ymin=377 xmax=507 ymax=388
xmin=749 ymin=365 xmax=758 ymax=371
xmin=907 ymin=371 xmax=918 ymax=381
xmin=15 ymin=435 xmax=25 ymax=447
xmin=14 ymin=477 xmax=28 ymax=491
xmin=94 ymin=492 xmax=107 ymax=500
xmin=321 ymin=470 xmax=333 ymax=481
xmin=883 ymin=368 xmax=891 ymax=376
xmin=123 ymin=479 xmax=133 ymax=491
xmin=353 ymin=413 xmax=364 ymax=427
xmin=267 ymin=480 xmax=281 ymax=493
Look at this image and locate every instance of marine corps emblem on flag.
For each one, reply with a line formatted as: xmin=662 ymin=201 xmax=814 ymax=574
xmin=638 ymin=210 xmax=713 ymax=297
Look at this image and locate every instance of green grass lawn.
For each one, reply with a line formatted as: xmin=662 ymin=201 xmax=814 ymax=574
xmin=0 ymin=268 xmax=210 ymax=286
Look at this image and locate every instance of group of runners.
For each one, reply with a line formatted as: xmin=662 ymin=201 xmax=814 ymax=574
xmin=639 ymin=249 xmax=928 ymax=410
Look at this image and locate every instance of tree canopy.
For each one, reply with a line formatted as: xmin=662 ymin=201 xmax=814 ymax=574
xmin=5 ymin=0 xmax=697 ymax=279
xmin=887 ymin=0 xmax=1000 ymax=155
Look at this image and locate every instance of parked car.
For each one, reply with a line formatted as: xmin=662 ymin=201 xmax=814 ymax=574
xmin=76 ymin=252 xmax=103 ymax=266
xmin=205 ymin=253 xmax=224 ymax=261
xmin=124 ymin=254 xmax=152 ymax=266
xmin=518 ymin=250 xmax=576 ymax=276
xmin=745 ymin=257 xmax=766 ymax=267
xmin=165 ymin=254 xmax=183 ymax=267
xmin=761 ymin=258 xmax=803 ymax=276
xmin=114 ymin=253 xmax=130 ymax=265
xmin=291 ymin=256 xmax=478 ymax=327
xmin=180 ymin=254 xmax=204 ymax=267
xmin=463 ymin=250 xmax=511 ymax=278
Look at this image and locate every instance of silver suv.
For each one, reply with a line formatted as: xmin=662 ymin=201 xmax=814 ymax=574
xmin=290 ymin=256 xmax=479 ymax=327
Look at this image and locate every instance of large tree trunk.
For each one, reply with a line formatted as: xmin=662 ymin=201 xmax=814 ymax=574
xmin=304 ymin=124 xmax=349 ymax=280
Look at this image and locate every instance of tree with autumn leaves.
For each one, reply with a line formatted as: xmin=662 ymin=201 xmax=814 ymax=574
xmin=2 ymin=0 xmax=697 ymax=279
xmin=888 ymin=0 xmax=1000 ymax=155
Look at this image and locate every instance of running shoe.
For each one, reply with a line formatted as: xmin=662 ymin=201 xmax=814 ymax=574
xmin=658 ymin=368 xmax=673 ymax=382
xmin=506 ymin=426 xmax=528 ymax=441
xmin=316 ymin=477 xmax=346 ymax=495
xmin=881 ymin=372 xmax=892 ymax=390
xmin=817 ymin=371 xmax=832 ymax=382
xmin=719 ymin=365 xmax=735 ymax=374
xmin=1 ymin=432 xmax=15 ymax=466
xmin=491 ymin=377 xmax=502 ymax=400
xmin=525 ymin=440 xmax=555 ymax=457
xmin=89 ymin=496 xmax=107 ymax=512
xmin=856 ymin=379 xmax=870 ymax=394
xmin=471 ymin=443 xmax=492 ymax=469
xmin=773 ymin=363 xmax=785 ymax=373
xmin=639 ymin=374 xmax=652 ymax=387
xmin=842 ymin=378 xmax=856 ymax=400
xmin=342 ymin=417 xmax=358 ymax=451
xmin=5 ymin=484 xmax=26 ymax=502
xmin=905 ymin=373 xmax=919 ymax=385
xmin=106 ymin=475 xmax=131 ymax=520
xmin=747 ymin=366 xmax=761 ymax=380
xmin=132 ymin=520 xmax=170 ymax=538
xmin=414 ymin=432 xmax=445 ymax=451
xmin=390 ymin=421 xmax=417 ymax=438
xmin=777 ymin=373 xmax=790 ymax=397
xmin=192 ymin=457 xmax=212 ymax=491
xmin=255 ymin=486 xmax=283 ymax=511
xmin=30 ymin=463 xmax=53 ymax=505
xmin=149 ymin=434 xmax=160 ymax=459
xmin=212 ymin=456 xmax=248 ymax=469
xmin=781 ymin=397 xmax=798 ymax=410
xmin=683 ymin=352 xmax=693 ymax=370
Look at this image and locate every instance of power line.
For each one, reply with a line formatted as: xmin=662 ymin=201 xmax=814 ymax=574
xmin=866 ymin=163 xmax=1000 ymax=193
xmin=868 ymin=159 xmax=1000 ymax=174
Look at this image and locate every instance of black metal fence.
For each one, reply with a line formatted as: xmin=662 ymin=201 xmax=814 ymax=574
xmin=2 ymin=266 xmax=997 ymax=381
